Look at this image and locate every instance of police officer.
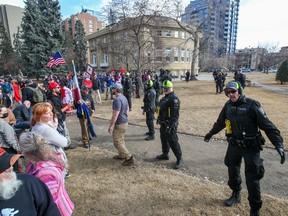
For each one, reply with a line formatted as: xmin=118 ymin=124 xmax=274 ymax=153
xmin=204 ymin=81 xmax=285 ymax=216
xmin=234 ymin=68 xmax=246 ymax=88
xmin=156 ymin=80 xmax=183 ymax=169
xmin=142 ymin=80 xmax=156 ymax=141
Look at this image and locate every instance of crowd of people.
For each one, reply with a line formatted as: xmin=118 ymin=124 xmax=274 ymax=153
xmin=0 ymin=67 xmax=285 ymax=216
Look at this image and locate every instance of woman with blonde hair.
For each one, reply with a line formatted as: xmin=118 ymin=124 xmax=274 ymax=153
xmin=30 ymin=102 xmax=68 ymax=171
xmin=19 ymin=132 xmax=74 ymax=216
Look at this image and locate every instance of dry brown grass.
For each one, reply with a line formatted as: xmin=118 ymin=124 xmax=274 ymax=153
xmin=66 ymin=72 xmax=288 ymax=216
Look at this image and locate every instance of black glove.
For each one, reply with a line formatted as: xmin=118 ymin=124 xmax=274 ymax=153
xmin=165 ymin=127 xmax=172 ymax=135
xmin=276 ymin=147 xmax=285 ymax=164
xmin=204 ymin=133 xmax=212 ymax=142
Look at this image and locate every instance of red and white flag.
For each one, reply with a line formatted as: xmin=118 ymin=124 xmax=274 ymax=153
xmin=72 ymin=72 xmax=81 ymax=102
xmin=86 ymin=64 xmax=95 ymax=75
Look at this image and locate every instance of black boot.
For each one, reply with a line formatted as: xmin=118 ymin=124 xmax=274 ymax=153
xmin=250 ymin=209 xmax=260 ymax=216
xmin=156 ymin=154 xmax=169 ymax=160
xmin=224 ymin=191 xmax=241 ymax=206
xmin=145 ymin=135 xmax=155 ymax=141
xmin=174 ymin=158 xmax=183 ymax=169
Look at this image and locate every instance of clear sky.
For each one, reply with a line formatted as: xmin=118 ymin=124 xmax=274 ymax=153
xmin=2 ymin=0 xmax=288 ymax=50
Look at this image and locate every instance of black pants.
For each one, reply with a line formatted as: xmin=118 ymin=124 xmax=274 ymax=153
xmin=159 ymin=125 xmax=182 ymax=160
xmin=124 ymin=93 xmax=132 ymax=110
xmin=224 ymin=144 xmax=264 ymax=210
xmin=146 ymin=111 xmax=155 ymax=135
xmin=216 ymin=83 xmax=223 ymax=93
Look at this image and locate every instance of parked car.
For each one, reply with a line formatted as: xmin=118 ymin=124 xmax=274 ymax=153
xmin=242 ymin=68 xmax=251 ymax=73
xmin=268 ymin=68 xmax=278 ymax=73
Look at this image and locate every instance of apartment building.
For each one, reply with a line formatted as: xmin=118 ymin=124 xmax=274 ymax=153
xmin=183 ymin=0 xmax=239 ymax=57
xmin=86 ymin=16 xmax=200 ymax=78
xmin=0 ymin=4 xmax=24 ymax=46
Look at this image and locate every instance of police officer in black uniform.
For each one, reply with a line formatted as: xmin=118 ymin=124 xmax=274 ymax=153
xmin=142 ymin=80 xmax=156 ymax=141
xmin=204 ymin=81 xmax=285 ymax=216
xmin=234 ymin=68 xmax=246 ymax=88
xmin=156 ymin=80 xmax=183 ymax=169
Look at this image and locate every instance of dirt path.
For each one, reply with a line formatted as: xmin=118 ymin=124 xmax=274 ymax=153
xmin=67 ymin=115 xmax=288 ymax=200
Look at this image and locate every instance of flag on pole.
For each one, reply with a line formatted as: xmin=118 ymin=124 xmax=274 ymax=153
xmin=46 ymin=51 xmax=66 ymax=68
xmin=86 ymin=64 xmax=95 ymax=75
xmin=71 ymin=60 xmax=81 ymax=102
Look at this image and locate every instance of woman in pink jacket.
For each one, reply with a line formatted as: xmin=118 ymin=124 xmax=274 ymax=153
xmin=19 ymin=132 xmax=74 ymax=216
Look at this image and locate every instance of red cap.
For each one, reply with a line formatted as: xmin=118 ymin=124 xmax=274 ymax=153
xmin=48 ymin=81 xmax=59 ymax=90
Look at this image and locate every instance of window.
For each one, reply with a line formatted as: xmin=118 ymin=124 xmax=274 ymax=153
xmin=175 ymin=31 xmax=179 ymax=38
xmin=165 ymin=47 xmax=171 ymax=62
xmin=186 ymin=49 xmax=189 ymax=62
xmin=174 ymin=47 xmax=179 ymax=62
xmin=182 ymin=32 xmax=185 ymax=39
xmin=156 ymin=49 xmax=162 ymax=62
xmin=92 ymin=54 xmax=97 ymax=65
xmin=181 ymin=48 xmax=186 ymax=62
xmin=147 ymin=52 xmax=151 ymax=62
xmin=104 ymin=53 xmax=108 ymax=63
xmin=103 ymin=37 xmax=107 ymax=43
xmin=166 ymin=30 xmax=171 ymax=37
xmin=157 ymin=30 xmax=162 ymax=37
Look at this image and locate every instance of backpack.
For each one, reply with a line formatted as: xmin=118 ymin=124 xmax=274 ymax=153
xmin=27 ymin=86 xmax=44 ymax=103
xmin=2 ymin=83 xmax=12 ymax=94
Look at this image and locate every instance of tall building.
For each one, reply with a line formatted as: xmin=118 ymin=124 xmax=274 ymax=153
xmin=182 ymin=0 xmax=239 ymax=57
xmin=0 ymin=4 xmax=24 ymax=46
xmin=63 ymin=12 xmax=103 ymax=38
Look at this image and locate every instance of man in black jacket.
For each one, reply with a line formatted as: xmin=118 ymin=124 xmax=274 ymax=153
xmin=142 ymin=80 xmax=156 ymax=141
xmin=47 ymin=82 xmax=76 ymax=149
xmin=123 ymin=72 xmax=132 ymax=111
xmin=13 ymin=100 xmax=31 ymax=129
xmin=204 ymin=81 xmax=285 ymax=216
xmin=0 ymin=148 xmax=61 ymax=215
xmin=92 ymin=74 xmax=102 ymax=104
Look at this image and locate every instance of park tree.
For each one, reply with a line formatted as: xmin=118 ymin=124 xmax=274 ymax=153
xmin=21 ymin=0 xmax=64 ymax=78
xmin=276 ymin=59 xmax=288 ymax=84
xmin=63 ymin=30 xmax=76 ymax=70
xmin=0 ymin=22 xmax=14 ymax=74
xmin=258 ymin=43 xmax=286 ymax=73
xmin=73 ymin=20 xmax=87 ymax=72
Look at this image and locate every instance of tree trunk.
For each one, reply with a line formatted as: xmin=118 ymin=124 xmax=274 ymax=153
xmin=190 ymin=37 xmax=199 ymax=81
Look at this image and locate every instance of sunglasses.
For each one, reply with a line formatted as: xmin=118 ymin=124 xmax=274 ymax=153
xmin=225 ymin=89 xmax=237 ymax=95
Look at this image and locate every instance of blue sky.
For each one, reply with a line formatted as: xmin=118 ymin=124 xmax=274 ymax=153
xmin=2 ymin=0 xmax=288 ymax=50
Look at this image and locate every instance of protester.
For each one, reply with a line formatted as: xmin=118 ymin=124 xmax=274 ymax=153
xmin=74 ymin=85 xmax=95 ymax=148
xmin=123 ymin=72 xmax=132 ymax=111
xmin=0 ymin=147 xmax=61 ymax=215
xmin=204 ymin=81 xmax=285 ymax=216
xmin=19 ymin=132 xmax=74 ymax=216
xmin=30 ymin=102 xmax=68 ymax=176
xmin=108 ymin=83 xmax=134 ymax=166
xmin=13 ymin=100 xmax=31 ymax=130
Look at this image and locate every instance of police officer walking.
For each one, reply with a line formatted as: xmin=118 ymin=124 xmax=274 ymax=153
xmin=142 ymin=80 xmax=156 ymax=141
xmin=204 ymin=81 xmax=285 ymax=216
xmin=156 ymin=80 xmax=183 ymax=169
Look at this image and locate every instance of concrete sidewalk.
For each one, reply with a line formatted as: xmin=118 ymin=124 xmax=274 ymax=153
xmin=66 ymin=115 xmax=288 ymax=199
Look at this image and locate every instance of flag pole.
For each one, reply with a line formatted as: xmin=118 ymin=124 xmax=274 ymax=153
xmin=72 ymin=60 xmax=90 ymax=150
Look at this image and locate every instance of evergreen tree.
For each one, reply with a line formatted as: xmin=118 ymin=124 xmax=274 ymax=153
xmin=63 ymin=30 xmax=76 ymax=70
xmin=0 ymin=22 xmax=14 ymax=74
xmin=276 ymin=59 xmax=288 ymax=84
xmin=21 ymin=0 xmax=64 ymax=78
xmin=73 ymin=20 xmax=87 ymax=72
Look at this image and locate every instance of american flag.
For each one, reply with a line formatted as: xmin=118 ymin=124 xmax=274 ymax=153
xmin=46 ymin=51 xmax=66 ymax=68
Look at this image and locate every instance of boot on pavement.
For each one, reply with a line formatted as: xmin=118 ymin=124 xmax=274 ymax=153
xmin=122 ymin=156 xmax=134 ymax=166
xmin=145 ymin=135 xmax=155 ymax=141
xmin=174 ymin=158 xmax=183 ymax=169
xmin=250 ymin=208 xmax=260 ymax=216
xmin=156 ymin=154 xmax=169 ymax=160
xmin=224 ymin=191 xmax=241 ymax=206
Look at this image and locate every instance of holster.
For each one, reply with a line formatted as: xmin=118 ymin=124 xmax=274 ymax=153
xmin=227 ymin=133 xmax=265 ymax=150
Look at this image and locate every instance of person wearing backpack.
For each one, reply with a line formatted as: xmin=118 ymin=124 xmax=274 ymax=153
xmin=2 ymin=78 xmax=13 ymax=108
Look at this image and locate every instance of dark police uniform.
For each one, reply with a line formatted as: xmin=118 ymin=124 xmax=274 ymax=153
xmin=143 ymin=85 xmax=156 ymax=140
xmin=205 ymin=95 xmax=284 ymax=213
xmin=123 ymin=76 xmax=132 ymax=111
xmin=157 ymin=91 xmax=182 ymax=168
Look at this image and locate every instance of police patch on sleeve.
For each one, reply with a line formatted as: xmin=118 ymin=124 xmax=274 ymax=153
xmin=258 ymin=106 xmax=267 ymax=117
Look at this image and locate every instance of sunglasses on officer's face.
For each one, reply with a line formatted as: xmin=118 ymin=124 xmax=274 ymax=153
xmin=225 ymin=89 xmax=237 ymax=95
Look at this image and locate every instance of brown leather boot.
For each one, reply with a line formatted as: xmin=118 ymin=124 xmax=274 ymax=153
xmin=122 ymin=156 xmax=134 ymax=166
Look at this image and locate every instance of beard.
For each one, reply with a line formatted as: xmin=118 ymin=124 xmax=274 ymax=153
xmin=0 ymin=170 xmax=23 ymax=200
